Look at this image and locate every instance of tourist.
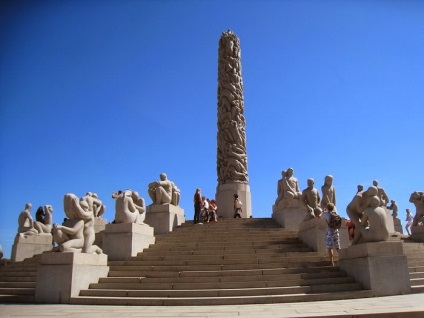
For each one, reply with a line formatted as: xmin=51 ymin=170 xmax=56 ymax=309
xmin=321 ymin=203 xmax=340 ymax=266
xmin=233 ymin=194 xmax=242 ymax=218
xmin=193 ymin=188 xmax=203 ymax=224
xmin=201 ymin=197 xmax=209 ymax=222
xmin=405 ymin=209 xmax=413 ymax=235
xmin=207 ymin=199 xmax=218 ymax=222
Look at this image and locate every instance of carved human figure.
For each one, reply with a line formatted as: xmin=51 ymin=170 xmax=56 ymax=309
xmin=321 ymin=175 xmax=336 ymax=210
xmin=275 ymin=170 xmax=286 ymax=206
xmin=409 ymin=191 xmax=424 ymax=226
xmin=372 ymin=180 xmax=389 ymax=207
xmin=59 ymin=193 xmax=102 ymax=254
xmin=281 ymin=168 xmax=302 ymax=207
xmin=17 ymin=203 xmax=38 ymax=236
xmin=34 ymin=205 xmax=53 ymax=234
xmin=388 ymin=200 xmax=398 ymax=218
xmin=81 ymin=192 xmax=106 ymax=218
xmin=302 ymin=178 xmax=322 ymax=219
xmin=171 ymin=182 xmax=181 ymax=206
xmin=351 ymin=186 xmax=390 ymax=244
xmin=148 ymin=173 xmax=174 ymax=205
xmin=346 ymin=188 xmax=364 ymax=232
xmin=357 ymin=185 xmax=364 ymax=193
xmin=113 ymin=190 xmax=146 ymax=224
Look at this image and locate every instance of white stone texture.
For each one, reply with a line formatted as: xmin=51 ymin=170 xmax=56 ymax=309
xmin=411 ymin=225 xmax=424 ymax=242
xmin=145 ymin=204 xmax=185 ymax=235
xmin=102 ymin=222 xmax=155 ymax=260
xmin=338 ymin=241 xmax=411 ymax=296
xmin=272 ymin=206 xmax=307 ymax=231
xmin=93 ymin=217 xmax=107 ymax=249
xmin=393 ymin=217 xmax=403 ymax=234
xmin=35 ymin=252 xmax=109 ymax=304
xmin=11 ymin=234 xmax=53 ymax=262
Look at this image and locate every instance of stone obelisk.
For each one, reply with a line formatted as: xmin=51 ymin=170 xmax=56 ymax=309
xmin=215 ymin=30 xmax=252 ymax=218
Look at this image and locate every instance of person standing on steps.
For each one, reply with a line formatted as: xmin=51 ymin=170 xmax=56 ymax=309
xmin=321 ymin=203 xmax=341 ymax=266
xmin=207 ymin=199 xmax=218 ymax=222
xmin=405 ymin=209 xmax=413 ymax=235
xmin=234 ymin=194 xmax=242 ymax=218
xmin=193 ymin=188 xmax=203 ymax=224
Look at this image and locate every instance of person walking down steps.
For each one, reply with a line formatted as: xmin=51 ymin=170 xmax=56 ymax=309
xmin=234 ymin=194 xmax=243 ymax=218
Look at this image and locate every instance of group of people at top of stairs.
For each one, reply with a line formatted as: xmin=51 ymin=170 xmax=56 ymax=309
xmin=193 ymin=188 xmax=242 ymax=225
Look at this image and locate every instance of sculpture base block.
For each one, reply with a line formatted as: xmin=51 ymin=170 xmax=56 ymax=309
xmin=272 ymin=205 xmax=307 ymax=231
xmin=102 ymin=223 xmax=155 ymax=260
xmin=411 ymin=225 xmax=424 ymax=242
xmin=338 ymin=241 xmax=410 ymax=296
xmin=11 ymin=234 xmax=53 ymax=263
xmin=35 ymin=252 xmax=109 ymax=304
xmin=145 ymin=204 xmax=185 ymax=235
xmin=93 ymin=218 xmax=107 ymax=249
xmin=393 ymin=217 xmax=403 ymax=234
xmin=215 ymin=183 xmax=252 ymax=218
xmin=298 ymin=217 xmax=349 ymax=255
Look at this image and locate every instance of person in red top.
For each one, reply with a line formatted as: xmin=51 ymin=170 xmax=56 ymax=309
xmin=193 ymin=188 xmax=203 ymax=224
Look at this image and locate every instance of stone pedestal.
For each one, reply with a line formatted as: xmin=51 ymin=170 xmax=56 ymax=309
xmin=215 ymin=182 xmax=252 ymax=218
xmin=298 ymin=217 xmax=349 ymax=255
xmin=338 ymin=241 xmax=411 ymax=296
xmin=393 ymin=217 xmax=403 ymax=234
xmin=93 ymin=218 xmax=107 ymax=249
xmin=35 ymin=252 xmax=109 ymax=304
xmin=272 ymin=204 xmax=307 ymax=231
xmin=102 ymin=223 xmax=155 ymax=260
xmin=411 ymin=225 xmax=424 ymax=242
xmin=11 ymin=234 xmax=53 ymax=262
xmin=145 ymin=204 xmax=185 ymax=235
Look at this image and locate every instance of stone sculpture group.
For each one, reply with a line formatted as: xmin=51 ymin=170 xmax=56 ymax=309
xmin=274 ymin=167 xmax=423 ymax=245
xmin=14 ymin=173 xmax=182 ymax=257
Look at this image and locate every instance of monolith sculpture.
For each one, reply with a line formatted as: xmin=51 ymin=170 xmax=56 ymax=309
xmin=216 ymin=30 xmax=252 ymax=218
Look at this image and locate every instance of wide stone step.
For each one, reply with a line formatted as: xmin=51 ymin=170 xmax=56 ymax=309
xmin=71 ymin=289 xmax=373 ymax=306
xmin=154 ymin=238 xmax=302 ymax=246
xmin=410 ymin=278 xmax=424 ymax=286
xmin=107 ymin=266 xmax=340 ymax=276
xmin=0 ymin=271 xmax=37 ymax=278
xmin=134 ymin=251 xmax=319 ymax=262
xmin=0 ymin=281 xmax=36 ymax=288
xmin=410 ymin=272 xmax=424 ymax=279
xmin=0 ymin=287 xmax=35 ymax=295
xmin=140 ymin=247 xmax=313 ymax=257
xmin=89 ymin=276 xmax=356 ymax=290
xmin=409 ymin=266 xmax=424 ymax=273
xmin=106 ymin=260 xmax=331 ymax=271
xmin=0 ymin=294 xmax=35 ymax=303
xmin=81 ymin=282 xmax=363 ymax=298
xmin=104 ymin=270 xmax=346 ymax=282
xmin=0 ymin=276 xmax=36 ymax=282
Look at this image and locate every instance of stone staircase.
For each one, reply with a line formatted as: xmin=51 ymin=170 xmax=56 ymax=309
xmin=0 ymin=255 xmax=40 ymax=303
xmin=2 ymin=218 xmax=423 ymax=305
xmin=71 ymin=218 xmax=372 ymax=305
xmin=402 ymin=239 xmax=424 ymax=293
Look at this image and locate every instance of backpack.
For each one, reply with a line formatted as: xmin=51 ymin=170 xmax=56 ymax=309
xmin=327 ymin=211 xmax=342 ymax=229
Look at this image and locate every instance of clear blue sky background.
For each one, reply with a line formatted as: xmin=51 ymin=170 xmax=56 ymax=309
xmin=1 ymin=0 xmax=423 ymax=259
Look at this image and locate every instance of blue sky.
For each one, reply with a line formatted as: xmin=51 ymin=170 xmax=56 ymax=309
xmin=1 ymin=0 xmax=423 ymax=259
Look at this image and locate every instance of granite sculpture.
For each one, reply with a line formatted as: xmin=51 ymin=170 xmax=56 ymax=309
xmin=148 ymin=173 xmax=178 ymax=205
xmin=301 ymin=178 xmax=322 ymax=219
xmin=81 ymin=192 xmax=106 ymax=218
xmin=351 ymin=186 xmax=390 ymax=245
xmin=280 ymin=168 xmax=302 ymax=207
xmin=34 ymin=205 xmax=53 ymax=234
xmin=410 ymin=191 xmax=424 ymax=226
xmin=372 ymin=180 xmax=389 ymax=207
xmin=388 ymin=200 xmax=398 ymax=218
xmin=112 ymin=189 xmax=146 ymax=224
xmin=321 ymin=175 xmax=336 ymax=210
xmin=17 ymin=203 xmax=38 ymax=237
xmin=53 ymin=194 xmax=102 ymax=254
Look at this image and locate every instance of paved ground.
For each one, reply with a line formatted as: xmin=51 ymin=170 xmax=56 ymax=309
xmin=0 ymin=294 xmax=423 ymax=317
